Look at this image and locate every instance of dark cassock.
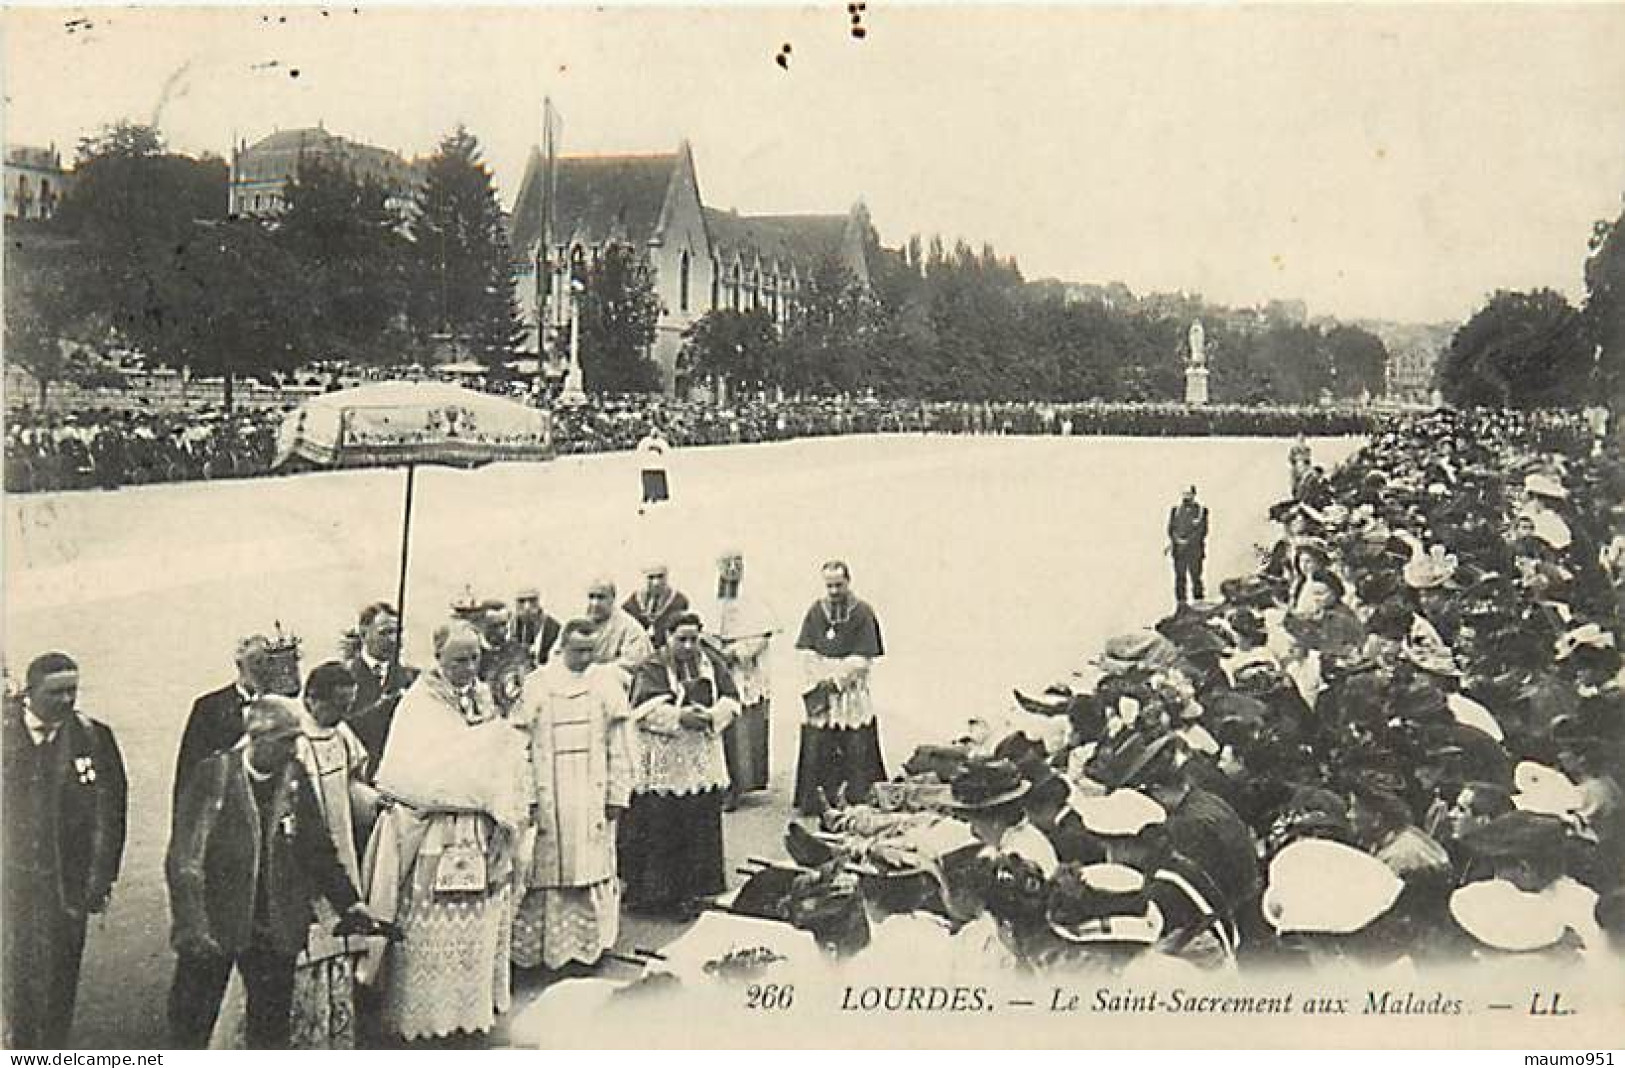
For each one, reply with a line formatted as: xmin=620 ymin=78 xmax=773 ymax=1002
xmin=793 ymin=598 xmax=888 ymax=814
xmin=173 ymin=681 xmax=255 ymax=810
xmin=341 ymin=656 xmax=419 ymax=777
xmin=621 ymin=642 xmax=740 ymax=913
xmin=623 ymin=586 xmax=691 ymax=651
xmin=2 ymin=697 xmax=128 ymax=1048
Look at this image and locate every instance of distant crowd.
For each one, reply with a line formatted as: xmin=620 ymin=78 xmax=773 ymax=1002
xmin=3 ymin=389 xmax=1598 ymax=495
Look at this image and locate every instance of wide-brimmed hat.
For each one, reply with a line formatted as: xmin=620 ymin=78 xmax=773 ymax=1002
xmin=1449 ymin=879 xmax=1572 ymax=953
xmin=1095 ymin=631 xmax=1181 ymax=676
xmin=1523 ymin=473 xmax=1569 ymax=501
xmin=1096 ymin=730 xmax=1181 ymax=791
xmin=1404 ymin=545 xmax=1459 ymax=590
xmin=1512 ymin=761 xmax=1584 ymax=819
xmin=1446 ymin=692 xmax=1505 ymax=743
xmin=1071 ymin=788 xmax=1168 ymax=838
xmin=1554 ymin=622 xmax=1616 ymax=662
xmin=1046 ymin=863 xmax=1164 ymax=945
xmin=1262 ymin=839 xmax=1402 ymax=935
xmin=946 ymin=758 xmax=1030 ymax=810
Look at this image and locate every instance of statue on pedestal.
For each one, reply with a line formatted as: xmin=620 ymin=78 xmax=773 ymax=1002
xmin=1184 ymin=319 xmax=1210 ymax=406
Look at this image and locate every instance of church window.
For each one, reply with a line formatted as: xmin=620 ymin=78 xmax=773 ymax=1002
xmin=679 ymin=250 xmax=691 ymax=312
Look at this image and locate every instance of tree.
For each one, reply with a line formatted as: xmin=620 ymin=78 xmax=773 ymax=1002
xmin=1440 ymin=288 xmax=1593 ymax=409
xmin=276 ymin=156 xmax=410 ymax=366
xmin=407 ymin=125 xmax=521 ymax=364
xmin=141 ymin=218 xmax=316 ymax=409
xmin=1323 ymin=325 xmax=1390 ymax=399
xmin=677 ymin=308 xmax=782 ymax=394
xmin=577 ymin=243 xmax=662 ymax=393
xmin=779 ymin=257 xmax=872 ymax=394
xmin=2 ymin=234 xmax=105 ymax=407
xmin=1584 ymin=200 xmax=1625 ymax=413
xmin=53 ymin=122 xmax=235 ymax=378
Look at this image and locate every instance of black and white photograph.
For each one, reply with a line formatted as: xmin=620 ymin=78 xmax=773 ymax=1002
xmin=3 ymin=2 xmax=1624 ymax=1052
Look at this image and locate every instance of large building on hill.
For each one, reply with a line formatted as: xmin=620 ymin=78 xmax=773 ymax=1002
xmin=229 ymin=125 xmax=422 ymax=217
xmin=507 ymin=140 xmax=873 ymax=393
xmin=4 ymin=145 xmax=71 ymax=222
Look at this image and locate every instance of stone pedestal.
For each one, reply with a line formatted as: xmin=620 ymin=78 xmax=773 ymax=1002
xmin=1185 ymin=366 xmax=1210 ymax=406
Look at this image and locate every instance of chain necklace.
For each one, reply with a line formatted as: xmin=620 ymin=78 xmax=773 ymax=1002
xmin=821 ymin=598 xmax=853 ymax=641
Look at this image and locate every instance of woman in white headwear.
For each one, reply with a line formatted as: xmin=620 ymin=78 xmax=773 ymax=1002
xmin=363 ymin=621 xmax=529 ymax=1043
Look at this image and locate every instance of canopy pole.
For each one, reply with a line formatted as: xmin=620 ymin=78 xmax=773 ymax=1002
xmin=393 ymin=463 xmax=416 ymax=671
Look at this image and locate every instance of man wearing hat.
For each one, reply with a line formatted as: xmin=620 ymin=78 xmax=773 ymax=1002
xmin=1519 ymin=473 xmax=1573 ymax=552
xmin=622 ymin=563 xmax=690 ymax=653
xmin=948 ymin=758 xmax=1059 ymax=877
xmin=1117 ymin=731 xmax=1261 ymax=938
xmin=174 ymin=635 xmax=279 ymax=809
xmin=1167 ymin=486 xmax=1209 ymax=605
xmin=3 ymin=652 xmax=128 ymax=1049
xmin=165 ymin=697 xmax=379 ymax=1049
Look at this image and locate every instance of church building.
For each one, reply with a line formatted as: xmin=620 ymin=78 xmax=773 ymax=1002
xmin=507 ymin=140 xmax=873 ymax=394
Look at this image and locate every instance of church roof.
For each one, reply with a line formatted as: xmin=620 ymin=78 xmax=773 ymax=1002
xmin=509 ymin=150 xmax=679 ymax=254
xmin=704 ymin=208 xmax=854 ymax=269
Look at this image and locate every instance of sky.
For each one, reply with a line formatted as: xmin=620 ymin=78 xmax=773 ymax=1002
xmin=5 ymin=3 xmax=1625 ymax=325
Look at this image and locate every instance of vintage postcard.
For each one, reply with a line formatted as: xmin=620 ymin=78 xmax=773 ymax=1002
xmin=3 ymin=2 xmax=1624 ymax=1052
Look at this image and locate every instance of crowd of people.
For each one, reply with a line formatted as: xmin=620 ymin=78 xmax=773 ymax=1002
xmin=3 ymin=407 xmax=280 ymax=493
xmin=4 ymin=406 xmax=1621 ymax=1050
xmin=731 ymin=408 xmax=1623 ymax=982
xmin=4 ymin=391 xmax=1428 ymax=495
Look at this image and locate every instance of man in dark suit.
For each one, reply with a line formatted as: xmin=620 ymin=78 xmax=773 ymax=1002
xmin=1168 ymin=485 xmax=1211 ymax=605
xmin=343 ymin=602 xmax=419 ymax=774
xmin=3 ymin=652 xmax=128 ymax=1049
xmin=511 ymin=586 xmax=561 ymax=668
xmin=165 ymin=697 xmax=378 ymax=1049
xmin=173 ymin=634 xmax=275 ymax=810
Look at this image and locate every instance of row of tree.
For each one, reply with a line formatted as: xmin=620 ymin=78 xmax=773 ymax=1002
xmin=679 ymin=235 xmax=1391 ymax=404
xmin=1439 ymin=201 xmax=1624 ymax=411
xmin=6 ymin=121 xmax=521 ymax=407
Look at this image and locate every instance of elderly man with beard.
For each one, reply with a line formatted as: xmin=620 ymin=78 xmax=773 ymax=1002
xmin=174 ymin=635 xmax=279 ymax=810
xmin=555 ymin=577 xmax=655 ymax=687
xmin=166 ymin=698 xmax=378 ymax=1049
xmin=621 ymin=613 xmax=741 ymax=917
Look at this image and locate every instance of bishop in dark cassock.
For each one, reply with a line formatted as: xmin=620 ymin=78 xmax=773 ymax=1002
xmin=793 ymin=560 xmax=888 ymax=814
xmin=3 ymin=653 xmax=128 ymax=1049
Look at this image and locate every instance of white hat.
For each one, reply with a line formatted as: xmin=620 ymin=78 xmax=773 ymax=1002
xmin=1071 ymin=789 xmax=1167 ymax=837
xmin=1449 ymin=879 xmax=1570 ymax=953
xmin=1512 ymin=761 xmax=1583 ymax=818
xmin=1262 ymin=839 xmax=1403 ymax=935
xmin=1523 ymin=473 xmax=1569 ymax=501
xmin=1447 ymin=693 xmax=1505 ymax=743
xmin=1554 ymin=623 xmax=1615 ymax=661
xmin=1403 ymin=545 xmax=1458 ymax=591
